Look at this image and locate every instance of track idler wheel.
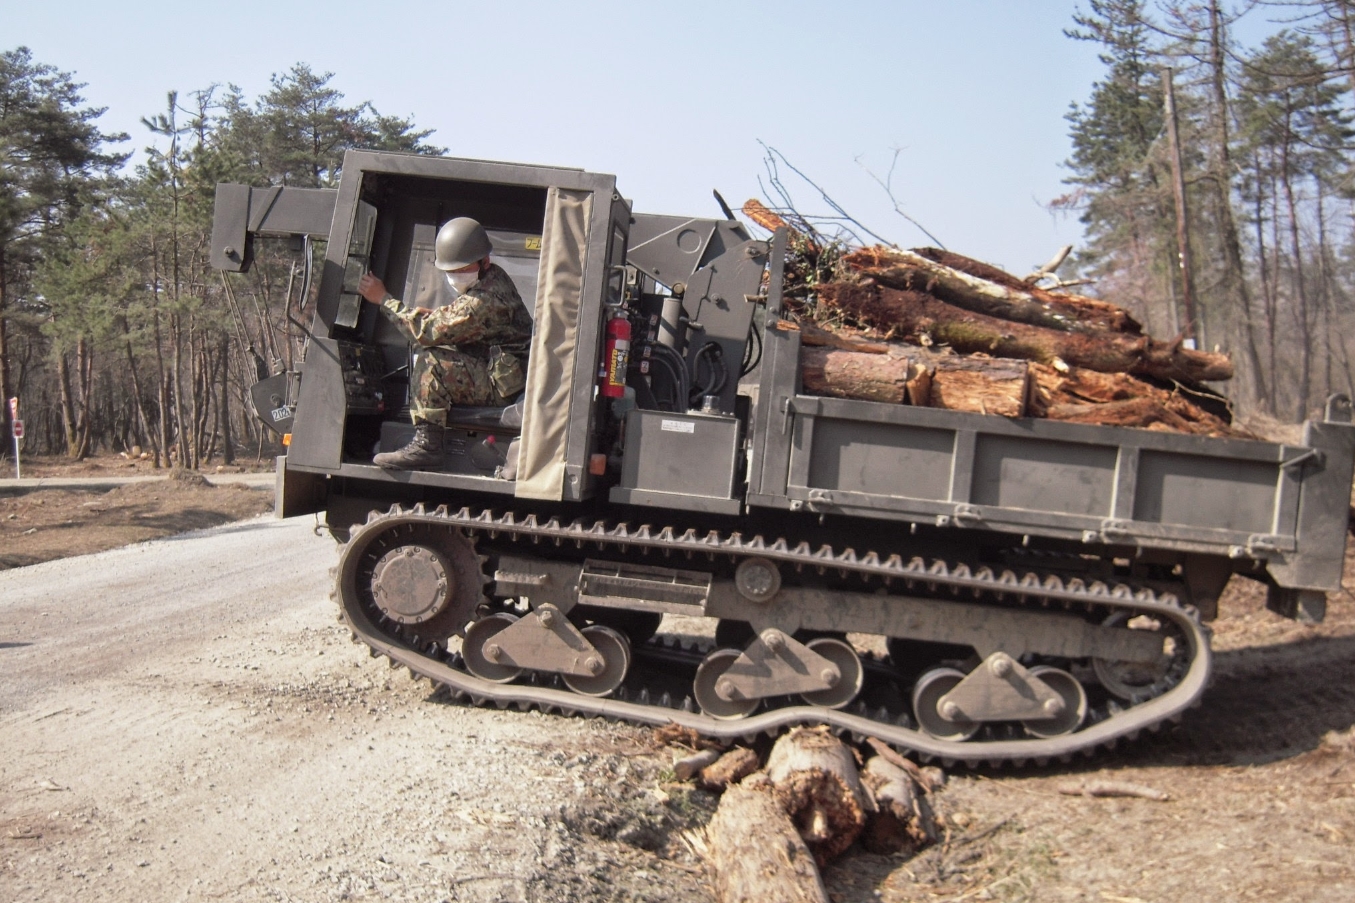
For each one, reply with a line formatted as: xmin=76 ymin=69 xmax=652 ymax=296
xmin=1093 ymin=611 xmax=1184 ymax=701
xmin=561 ymin=626 xmax=630 ymax=697
xmin=693 ymin=649 xmax=761 ymax=720
xmin=462 ymin=613 xmax=523 ymax=683
xmin=912 ymin=666 xmax=981 ymax=741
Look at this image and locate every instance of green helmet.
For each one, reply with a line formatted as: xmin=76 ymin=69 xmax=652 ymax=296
xmin=434 ymin=217 xmax=493 ymax=270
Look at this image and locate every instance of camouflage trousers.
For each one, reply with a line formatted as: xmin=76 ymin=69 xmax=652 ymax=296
xmin=409 ymin=347 xmax=497 ymax=425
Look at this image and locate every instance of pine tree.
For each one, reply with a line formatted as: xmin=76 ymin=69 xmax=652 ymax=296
xmin=0 ymin=46 xmax=126 ymax=442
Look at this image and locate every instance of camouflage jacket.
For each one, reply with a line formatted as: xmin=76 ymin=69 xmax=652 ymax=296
xmin=380 ymin=263 xmax=532 ymax=356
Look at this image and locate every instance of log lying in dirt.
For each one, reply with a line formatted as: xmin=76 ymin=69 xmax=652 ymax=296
xmin=700 ymin=777 xmax=829 ymax=903
xmin=675 ymin=748 xmax=722 ymax=781
xmin=845 ymin=246 xmax=1141 ymax=335
xmin=819 ymin=281 xmax=1233 ymax=384
xmin=765 ymin=727 xmax=868 ymax=864
xmin=1057 ymin=780 xmax=1170 ymax=802
xmin=859 ymin=755 xmax=941 ymax=854
xmin=700 ymin=747 xmax=761 ymax=792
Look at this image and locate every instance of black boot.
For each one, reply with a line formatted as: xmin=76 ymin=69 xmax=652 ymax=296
xmin=373 ymin=420 xmax=444 ymax=470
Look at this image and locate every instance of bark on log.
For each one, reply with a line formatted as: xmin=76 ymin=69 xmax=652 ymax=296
xmin=700 ymin=747 xmax=761 ymax=792
xmin=859 ymin=756 xmax=941 ymax=854
xmin=789 ymin=318 xmax=892 ymax=354
xmin=844 ymin=247 xmax=1140 ymax=334
xmin=765 ymin=727 xmax=868 ymax=864
xmin=928 ymin=356 xmax=1029 ymax=417
xmin=864 ymin=737 xmax=944 ymax=794
xmin=820 ymin=281 xmax=1233 ymax=384
xmin=801 ymin=346 xmax=1031 ymax=412
xmin=800 ymin=347 xmax=925 ymax=405
xmin=701 ymin=779 xmax=829 ymax=903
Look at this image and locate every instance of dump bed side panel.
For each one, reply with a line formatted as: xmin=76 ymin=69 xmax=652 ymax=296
xmin=750 ymin=388 xmax=1355 ymax=592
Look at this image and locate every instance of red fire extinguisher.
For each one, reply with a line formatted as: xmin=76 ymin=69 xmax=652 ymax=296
xmin=600 ymin=311 xmax=631 ymax=398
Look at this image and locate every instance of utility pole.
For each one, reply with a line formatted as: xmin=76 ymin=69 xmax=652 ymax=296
xmin=1163 ymin=66 xmax=1200 ymax=347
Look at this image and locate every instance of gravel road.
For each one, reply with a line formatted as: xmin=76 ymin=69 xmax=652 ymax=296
xmin=0 ymin=516 xmax=711 ymax=903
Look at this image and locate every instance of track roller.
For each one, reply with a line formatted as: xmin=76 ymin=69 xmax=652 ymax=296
xmin=693 ymin=649 xmax=760 ymax=720
xmin=462 ymin=613 xmax=522 ymax=683
xmin=561 ymin=626 xmax=631 ymax=697
xmin=912 ymin=666 xmax=980 ymax=741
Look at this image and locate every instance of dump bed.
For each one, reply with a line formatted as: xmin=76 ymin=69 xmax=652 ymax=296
xmin=748 ymin=316 xmax=1355 ymax=598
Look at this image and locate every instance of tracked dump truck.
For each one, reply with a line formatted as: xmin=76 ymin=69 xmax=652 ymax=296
xmin=212 ymin=151 xmax=1355 ymax=765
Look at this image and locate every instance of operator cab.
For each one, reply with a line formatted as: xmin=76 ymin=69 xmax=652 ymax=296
xmin=214 ymin=150 xmax=775 ymax=525
xmin=271 ymin=153 xmax=634 ymax=505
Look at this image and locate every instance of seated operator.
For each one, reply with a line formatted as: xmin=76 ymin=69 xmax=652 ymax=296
xmin=357 ymin=217 xmax=533 ymax=470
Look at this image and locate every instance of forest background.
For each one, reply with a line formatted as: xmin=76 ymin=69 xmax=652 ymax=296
xmin=3 ymin=0 xmax=1355 ymax=466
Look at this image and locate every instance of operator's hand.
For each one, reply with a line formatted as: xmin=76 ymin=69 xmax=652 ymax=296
xmin=357 ymin=272 xmax=387 ymax=304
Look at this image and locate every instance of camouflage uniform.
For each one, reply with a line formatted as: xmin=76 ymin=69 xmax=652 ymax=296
xmin=379 ymin=263 xmax=532 ymax=425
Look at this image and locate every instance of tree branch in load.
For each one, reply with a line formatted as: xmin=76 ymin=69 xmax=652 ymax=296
xmin=819 ymin=281 xmax=1233 ymax=384
xmin=846 ymin=247 xmax=1141 ymax=334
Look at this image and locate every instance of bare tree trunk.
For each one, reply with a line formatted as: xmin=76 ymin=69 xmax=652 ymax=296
xmin=1317 ymin=186 xmax=1335 ymax=401
xmin=0 ymin=248 xmax=12 ymax=444
xmin=1270 ymin=170 xmax=1284 ymax=413
xmin=219 ymin=336 xmax=235 ymax=465
xmin=1281 ymin=122 xmax=1312 ymax=419
xmin=75 ymin=337 xmax=93 ymax=458
xmin=1253 ymin=152 xmax=1275 ymax=409
xmin=1207 ymin=0 xmax=1267 ymax=409
xmin=57 ymin=349 xmax=78 ymax=458
xmin=123 ymin=338 xmax=158 ymax=461
xmin=820 ymin=282 xmax=1234 ymax=382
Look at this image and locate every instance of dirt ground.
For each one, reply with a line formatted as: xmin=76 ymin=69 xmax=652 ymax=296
xmin=2 ymin=453 xmax=1354 ymax=901
xmin=0 ymin=454 xmax=275 ymax=570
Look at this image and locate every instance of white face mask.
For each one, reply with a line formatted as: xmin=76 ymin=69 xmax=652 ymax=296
xmin=446 ymin=270 xmax=479 ymax=293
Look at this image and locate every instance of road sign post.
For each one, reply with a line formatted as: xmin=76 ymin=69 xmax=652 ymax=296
xmin=8 ymin=397 xmax=19 ymax=479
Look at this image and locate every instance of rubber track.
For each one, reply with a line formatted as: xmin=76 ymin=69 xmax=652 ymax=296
xmin=335 ymin=503 xmax=1213 ymax=766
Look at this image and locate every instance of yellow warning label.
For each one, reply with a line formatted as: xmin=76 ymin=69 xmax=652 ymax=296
xmin=525 ymin=236 xmax=542 ymax=251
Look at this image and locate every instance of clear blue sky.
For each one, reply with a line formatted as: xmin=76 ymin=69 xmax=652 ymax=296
xmin=9 ymin=1 xmax=1124 ymax=273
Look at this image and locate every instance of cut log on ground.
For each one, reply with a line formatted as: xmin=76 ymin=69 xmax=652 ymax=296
xmin=819 ymin=281 xmax=1233 ymax=384
xmin=700 ymin=747 xmax=761 ymax=792
xmin=675 ymin=747 xmax=722 ymax=781
xmin=699 ymin=778 xmax=829 ymax=903
xmin=765 ymin=727 xmax=868 ymax=864
xmin=859 ymin=755 xmax=941 ymax=854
